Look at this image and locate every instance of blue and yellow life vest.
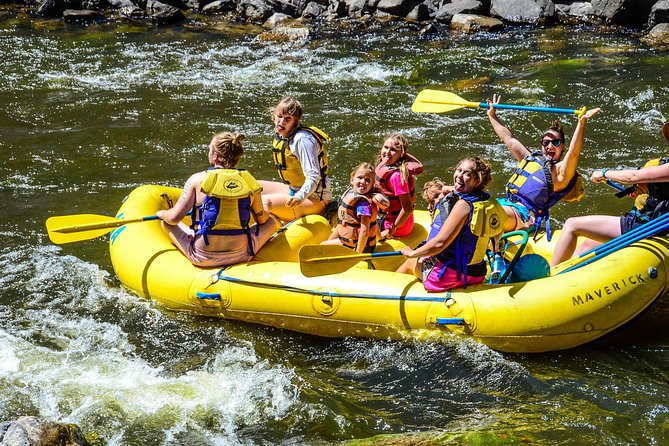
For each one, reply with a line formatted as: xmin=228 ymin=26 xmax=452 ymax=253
xmin=427 ymin=191 xmax=506 ymax=287
xmin=505 ymin=152 xmax=584 ymax=240
xmin=272 ymin=125 xmax=330 ymax=196
xmin=192 ymin=168 xmax=262 ymax=254
xmin=336 ymin=188 xmax=379 ymax=250
xmin=375 ymin=154 xmax=423 ymax=222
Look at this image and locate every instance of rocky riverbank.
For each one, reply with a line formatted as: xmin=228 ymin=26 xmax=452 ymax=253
xmin=2 ymin=0 xmax=667 ymax=47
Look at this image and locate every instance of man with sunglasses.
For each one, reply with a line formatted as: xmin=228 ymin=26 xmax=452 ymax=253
xmin=486 ymin=93 xmax=601 ymax=240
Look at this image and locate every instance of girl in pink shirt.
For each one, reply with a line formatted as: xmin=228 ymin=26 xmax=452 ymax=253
xmin=374 ymin=133 xmax=423 ymax=238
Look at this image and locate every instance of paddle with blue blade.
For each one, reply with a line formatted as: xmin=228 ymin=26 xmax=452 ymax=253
xmin=299 ymin=244 xmax=403 ymax=277
xmin=46 ymin=213 xmax=161 ymax=244
xmin=411 ymin=89 xmax=587 ymax=117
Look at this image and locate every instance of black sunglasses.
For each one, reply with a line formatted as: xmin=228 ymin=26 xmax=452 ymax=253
xmin=541 ymin=139 xmax=562 ymax=147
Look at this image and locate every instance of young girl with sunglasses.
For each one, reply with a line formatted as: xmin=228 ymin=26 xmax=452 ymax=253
xmin=486 ymin=94 xmax=601 ymax=239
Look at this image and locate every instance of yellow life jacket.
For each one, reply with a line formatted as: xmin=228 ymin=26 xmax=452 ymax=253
xmin=336 ymin=189 xmax=379 ymax=250
xmin=272 ymin=125 xmax=330 ymax=193
xmin=630 ymin=157 xmax=669 ymax=216
xmin=469 ymin=198 xmax=508 ymax=264
xmin=194 ymin=169 xmax=263 ymax=250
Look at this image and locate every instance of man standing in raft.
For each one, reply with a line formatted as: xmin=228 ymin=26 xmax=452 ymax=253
xmin=260 ymin=96 xmax=332 ymax=222
xmin=487 ymin=94 xmax=601 ymax=239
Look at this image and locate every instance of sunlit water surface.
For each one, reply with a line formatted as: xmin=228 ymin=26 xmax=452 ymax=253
xmin=1 ymin=12 xmax=669 ymax=445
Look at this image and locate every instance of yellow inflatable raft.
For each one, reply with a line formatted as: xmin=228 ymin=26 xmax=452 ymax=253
xmin=109 ymin=185 xmax=669 ymax=353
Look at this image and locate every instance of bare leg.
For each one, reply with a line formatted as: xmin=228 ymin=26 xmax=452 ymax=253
xmin=396 ymin=257 xmax=418 ymax=275
xmin=574 ymin=238 xmax=603 ymax=257
xmin=550 ymin=215 xmax=621 ymax=267
xmin=502 ymin=206 xmax=520 ymax=232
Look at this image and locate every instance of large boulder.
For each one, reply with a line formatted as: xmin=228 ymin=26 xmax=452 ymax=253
xmin=237 ymin=0 xmax=275 ymax=21
xmin=591 ymin=0 xmax=656 ymax=27
xmin=435 ymin=0 xmax=486 ymax=24
xmin=301 ymin=0 xmax=326 ymax=17
xmin=490 ymin=0 xmax=555 ymax=24
xmin=376 ymin=0 xmax=422 ymax=18
xmin=0 ymin=416 xmax=88 ymax=446
xmin=648 ymin=0 xmax=669 ymax=28
xmin=555 ymin=1 xmax=595 ymax=23
xmin=147 ymin=0 xmax=186 ymax=23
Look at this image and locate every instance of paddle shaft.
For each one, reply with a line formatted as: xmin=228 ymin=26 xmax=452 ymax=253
xmin=50 ymin=215 xmax=160 ymax=234
xmin=479 ymin=102 xmax=582 ymax=115
xmin=556 ymin=211 xmax=669 ymax=274
xmin=303 ymin=250 xmax=403 ymax=264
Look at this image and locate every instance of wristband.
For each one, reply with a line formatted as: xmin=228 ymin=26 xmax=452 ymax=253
xmin=601 ymin=168 xmax=609 ymax=179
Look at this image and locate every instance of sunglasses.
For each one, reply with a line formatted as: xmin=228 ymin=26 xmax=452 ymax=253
xmin=541 ymin=138 xmax=562 ymax=147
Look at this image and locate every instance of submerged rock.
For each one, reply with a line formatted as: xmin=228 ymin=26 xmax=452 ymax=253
xmin=0 ymin=416 xmax=89 ymax=446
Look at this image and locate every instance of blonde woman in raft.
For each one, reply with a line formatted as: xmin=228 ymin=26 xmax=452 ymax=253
xmin=156 ymin=132 xmax=279 ymax=267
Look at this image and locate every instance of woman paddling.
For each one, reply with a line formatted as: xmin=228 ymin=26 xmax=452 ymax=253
xmin=156 ymin=131 xmax=278 ymax=267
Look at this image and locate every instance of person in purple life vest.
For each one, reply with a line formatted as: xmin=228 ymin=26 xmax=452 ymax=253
xmin=487 ymin=93 xmax=601 ymax=240
xmin=551 ymin=121 xmax=669 ymax=266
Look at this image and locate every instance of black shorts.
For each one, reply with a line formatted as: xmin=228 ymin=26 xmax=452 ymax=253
xmin=620 ymin=212 xmax=646 ymax=234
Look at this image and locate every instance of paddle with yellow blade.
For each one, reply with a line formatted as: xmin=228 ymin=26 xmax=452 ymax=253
xmin=46 ymin=213 xmax=161 ymax=244
xmin=411 ymin=89 xmax=587 ymax=117
xmin=298 ymin=244 xmax=403 ymax=277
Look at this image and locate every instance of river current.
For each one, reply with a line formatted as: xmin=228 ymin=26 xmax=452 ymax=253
xmin=1 ymin=11 xmax=669 ymax=445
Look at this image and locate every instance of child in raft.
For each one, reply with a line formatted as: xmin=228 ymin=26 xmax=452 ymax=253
xmin=397 ymin=156 xmax=494 ymax=292
xmin=422 ymin=177 xmax=453 ymax=221
xmin=374 ymin=133 xmax=423 ymax=239
xmin=322 ymin=162 xmax=389 ymax=253
xmin=260 ymin=96 xmax=332 ymax=222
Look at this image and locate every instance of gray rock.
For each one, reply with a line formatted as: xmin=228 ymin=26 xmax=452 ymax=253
xmin=435 ymin=0 xmax=485 ymax=23
xmin=264 ymin=11 xmax=291 ymax=26
xmin=237 ymin=0 xmax=275 ymax=21
xmin=36 ymin=0 xmax=80 ymax=17
xmin=641 ymin=22 xmax=669 ymax=47
xmin=406 ymin=2 xmax=429 ymax=20
xmin=490 ymin=0 xmax=555 ymax=24
xmin=301 ymin=0 xmax=326 ymax=17
xmin=450 ymin=12 xmax=504 ymax=32
xmin=63 ymin=8 xmax=105 ymax=20
xmin=591 ymin=0 xmax=655 ymax=27
xmin=649 ymin=0 xmax=669 ymax=28
xmin=201 ymin=0 xmax=235 ymax=13
xmin=376 ymin=0 xmax=421 ymax=17
xmin=147 ymin=0 xmax=186 ymax=23
xmin=0 ymin=416 xmax=88 ymax=446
